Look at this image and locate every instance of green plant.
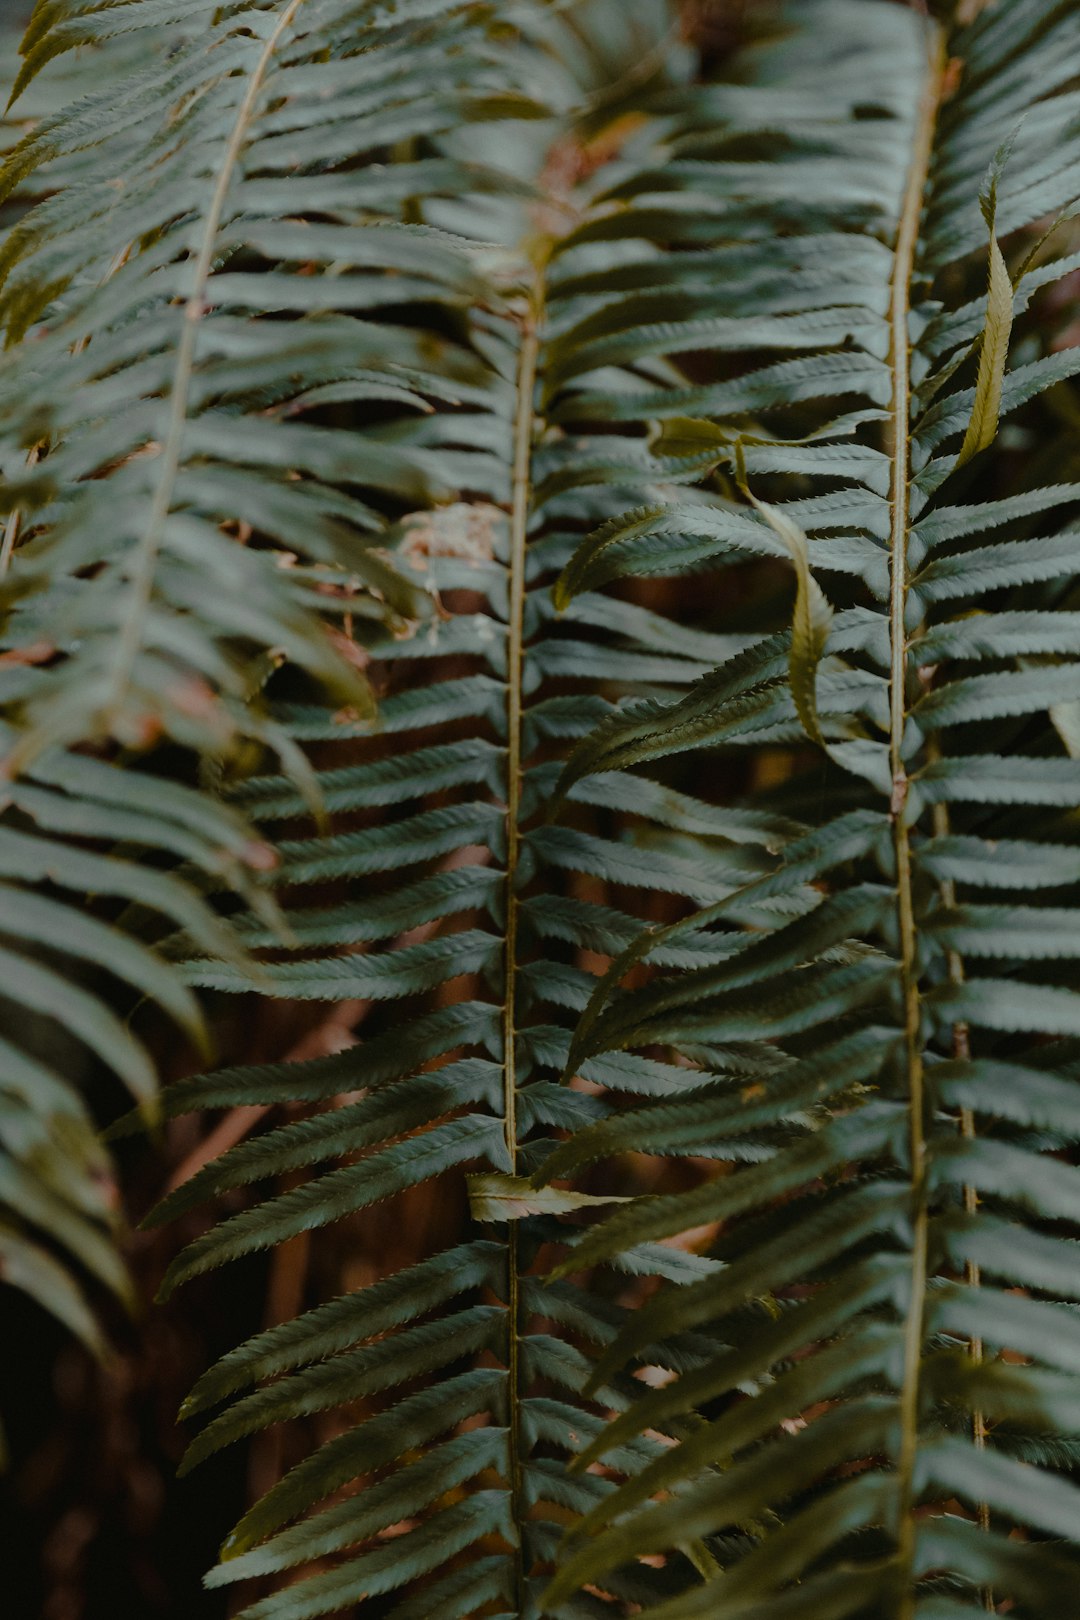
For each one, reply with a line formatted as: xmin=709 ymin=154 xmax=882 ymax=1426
xmin=4 ymin=0 xmax=1080 ymax=1616
xmin=539 ymin=2 xmax=1080 ymax=1615
xmin=103 ymin=4 xmax=754 ymax=1613
xmin=0 ymin=5 xmax=268 ymax=1366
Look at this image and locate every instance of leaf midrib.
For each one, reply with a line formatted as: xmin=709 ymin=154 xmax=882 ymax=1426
xmin=502 ymin=281 xmax=542 ymax=1615
xmin=886 ymin=20 xmax=948 ymax=1611
xmin=110 ymin=0 xmax=310 ymax=709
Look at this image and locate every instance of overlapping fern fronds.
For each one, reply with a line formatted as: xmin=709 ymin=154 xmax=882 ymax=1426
xmin=540 ymin=1 xmax=1080 ymax=1614
xmin=10 ymin=0 xmax=1080 ymax=1614
xmin=0 ymin=0 xmax=512 ymax=1357
xmin=96 ymin=2 xmax=814 ymax=1613
xmin=0 ymin=11 xmax=260 ymax=1364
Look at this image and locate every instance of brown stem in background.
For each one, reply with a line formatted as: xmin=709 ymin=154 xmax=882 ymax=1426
xmin=930 ymin=762 xmax=993 ymax=1610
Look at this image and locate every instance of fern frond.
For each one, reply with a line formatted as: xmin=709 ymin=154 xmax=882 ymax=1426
xmin=17 ymin=0 xmax=1080 ymax=1612
xmin=0 ymin=0 xmax=499 ymax=771
xmin=543 ymin=1 xmax=1080 ymax=1614
xmin=0 ymin=0 xmax=513 ymax=1370
xmin=94 ymin=1 xmax=767 ymax=1612
xmin=0 ymin=0 xmax=573 ymax=1377
xmin=0 ymin=20 xmax=296 ymax=1364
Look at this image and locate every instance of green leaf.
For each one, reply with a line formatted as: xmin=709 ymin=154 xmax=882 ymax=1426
xmin=735 ymin=441 xmax=832 ymax=747
xmin=220 ymin=1369 xmax=505 ymax=1558
xmin=955 ymin=134 xmax=1018 ymax=468
xmin=466 ymin=1173 xmax=630 ymax=1222
xmin=14 ymin=1 xmax=1080 ymax=1613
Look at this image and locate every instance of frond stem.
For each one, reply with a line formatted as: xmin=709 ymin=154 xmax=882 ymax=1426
xmin=503 ymin=285 xmax=541 ymax=1615
xmin=887 ymin=25 xmax=947 ymax=1617
xmin=504 ymin=297 xmax=539 ymax=1175
xmin=108 ymin=0 xmax=308 ymax=710
xmin=930 ymin=783 xmax=993 ymax=1607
